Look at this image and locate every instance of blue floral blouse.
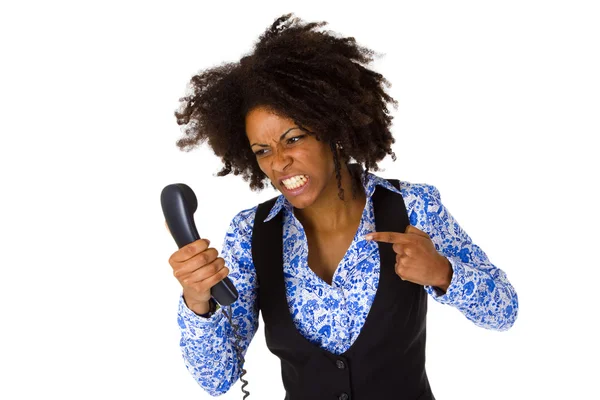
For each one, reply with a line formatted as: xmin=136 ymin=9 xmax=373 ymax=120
xmin=176 ymin=171 xmax=519 ymax=396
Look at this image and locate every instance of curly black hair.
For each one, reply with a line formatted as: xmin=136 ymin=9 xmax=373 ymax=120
xmin=174 ymin=13 xmax=398 ymax=201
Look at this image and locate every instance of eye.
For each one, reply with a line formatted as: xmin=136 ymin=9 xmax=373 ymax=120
xmin=286 ymin=135 xmax=305 ymax=145
xmin=254 ymin=149 xmax=268 ymax=157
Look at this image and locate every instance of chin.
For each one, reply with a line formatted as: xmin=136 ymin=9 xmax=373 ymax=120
xmin=285 ymin=195 xmax=314 ymax=210
xmin=278 ymin=176 xmax=318 ymax=209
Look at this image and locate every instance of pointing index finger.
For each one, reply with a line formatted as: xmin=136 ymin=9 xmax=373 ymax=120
xmin=365 ymin=232 xmax=411 ymax=244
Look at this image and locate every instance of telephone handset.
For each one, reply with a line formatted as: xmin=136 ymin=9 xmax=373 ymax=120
xmin=161 ymin=183 xmax=249 ymax=398
xmin=160 ymin=183 xmax=238 ymax=306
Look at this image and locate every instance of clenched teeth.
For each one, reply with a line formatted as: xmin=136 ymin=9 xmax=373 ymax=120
xmin=282 ymin=175 xmax=308 ymax=189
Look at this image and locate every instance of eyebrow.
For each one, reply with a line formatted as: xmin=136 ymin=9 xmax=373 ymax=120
xmin=250 ymin=127 xmax=301 ymax=148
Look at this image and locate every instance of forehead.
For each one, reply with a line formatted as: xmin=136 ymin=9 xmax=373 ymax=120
xmin=245 ymin=107 xmax=296 ymax=140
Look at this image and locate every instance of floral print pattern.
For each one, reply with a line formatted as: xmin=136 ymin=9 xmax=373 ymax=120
xmin=176 ymin=171 xmax=519 ymax=395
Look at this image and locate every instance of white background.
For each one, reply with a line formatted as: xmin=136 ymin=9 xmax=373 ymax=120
xmin=1 ymin=1 xmax=598 ymax=399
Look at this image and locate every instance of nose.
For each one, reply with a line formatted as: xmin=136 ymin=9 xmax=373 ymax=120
xmin=271 ymin=144 xmax=292 ymax=172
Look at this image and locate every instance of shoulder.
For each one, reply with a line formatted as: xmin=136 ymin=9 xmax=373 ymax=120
xmin=225 ymin=193 xmax=282 ymax=238
xmin=227 ymin=205 xmax=258 ymax=239
xmin=367 ymin=171 xmax=440 ymax=200
xmin=397 ymin=180 xmax=440 ymax=200
xmin=391 ymin=180 xmax=442 ymax=228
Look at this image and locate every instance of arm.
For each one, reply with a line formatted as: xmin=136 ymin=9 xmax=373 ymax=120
xmin=177 ymin=207 xmax=259 ymax=395
xmin=418 ymin=184 xmax=519 ymax=331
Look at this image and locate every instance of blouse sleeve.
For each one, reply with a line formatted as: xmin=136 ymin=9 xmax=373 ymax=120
xmin=177 ymin=207 xmax=260 ymax=395
xmin=417 ymin=184 xmax=519 ymax=331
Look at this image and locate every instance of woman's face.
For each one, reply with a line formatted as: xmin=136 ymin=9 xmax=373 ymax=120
xmin=245 ymin=106 xmax=337 ymax=210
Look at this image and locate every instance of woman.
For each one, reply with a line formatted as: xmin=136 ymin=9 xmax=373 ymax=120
xmin=167 ymin=14 xmax=518 ymax=400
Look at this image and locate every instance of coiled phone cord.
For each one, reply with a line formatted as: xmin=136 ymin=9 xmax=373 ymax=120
xmin=222 ymin=305 xmax=250 ymax=399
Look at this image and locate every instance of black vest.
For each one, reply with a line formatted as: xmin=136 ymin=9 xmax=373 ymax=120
xmin=251 ymin=179 xmax=435 ymax=400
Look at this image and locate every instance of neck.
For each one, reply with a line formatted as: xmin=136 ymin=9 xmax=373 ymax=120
xmin=294 ymin=164 xmax=366 ymax=233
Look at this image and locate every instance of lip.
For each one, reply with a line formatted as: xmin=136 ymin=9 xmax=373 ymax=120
xmin=280 ymin=175 xmax=310 ymax=196
xmin=278 ymin=173 xmax=308 ymax=183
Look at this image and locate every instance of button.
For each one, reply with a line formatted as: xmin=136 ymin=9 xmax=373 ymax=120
xmin=336 ymin=360 xmax=346 ymax=369
xmin=338 ymin=393 xmax=349 ymax=400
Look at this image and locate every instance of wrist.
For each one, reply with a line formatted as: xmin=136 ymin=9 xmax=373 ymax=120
xmin=183 ymin=292 xmax=212 ymax=316
xmin=192 ymin=297 xmax=217 ymax=318
xmin=435 ymin=255 xmax=453 ymax=293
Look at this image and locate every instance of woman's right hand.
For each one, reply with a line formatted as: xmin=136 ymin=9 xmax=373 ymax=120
xmin=167 ymin=227 xmax=230 ymax=315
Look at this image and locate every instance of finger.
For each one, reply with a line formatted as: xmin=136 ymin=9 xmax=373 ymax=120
xmin=395 ymin=263 xmax=407 ymax=281
xmin=169 ymin=238 xmax=211 ymax=264
xmin=392 ymin=242 xmax=410 ymax=256
xmin=192 ymin=266 xmax=230 ymax=294
xmin=404 ymin=225 xmax=430 ymax=239
xmin=173 ymin=248 xmax=219 ymax=278
xmin=185 ymin=257 xmax=226 ymax=285
xmin=365 ymin=232 xmax=413 ymax=244
xmin=396 ymin=252 xmax=409 ymax=264
xmin=393 ymin=244 xmax=412 ymax=257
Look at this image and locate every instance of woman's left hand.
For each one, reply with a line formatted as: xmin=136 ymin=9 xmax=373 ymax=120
xmin=365 ymin=225 xmax=453 ymax=292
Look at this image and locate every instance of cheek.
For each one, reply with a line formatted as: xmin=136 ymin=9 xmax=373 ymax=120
xmin=313 ymin=146 xmax=334 ymax=168
xmin=301 ymin=142 xmax=332 ymax=160
xmin=255 ymin=159 xmax=270 ymax=177
xmin=254 ymin=143 xmax=332 ymax=175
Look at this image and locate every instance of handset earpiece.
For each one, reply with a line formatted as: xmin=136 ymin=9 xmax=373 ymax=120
xmin=161 ymin=183 xmax=239 ymax=306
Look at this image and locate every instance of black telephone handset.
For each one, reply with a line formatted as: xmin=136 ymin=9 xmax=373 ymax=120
xmin=162 ymin=183 xmax=249 ymax=398
xmin=161 ymin=183 xmax=239 ymax=306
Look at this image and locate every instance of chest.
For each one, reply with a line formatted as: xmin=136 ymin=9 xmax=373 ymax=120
xmin=305 ymin=226 xmax=358 ymax=285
